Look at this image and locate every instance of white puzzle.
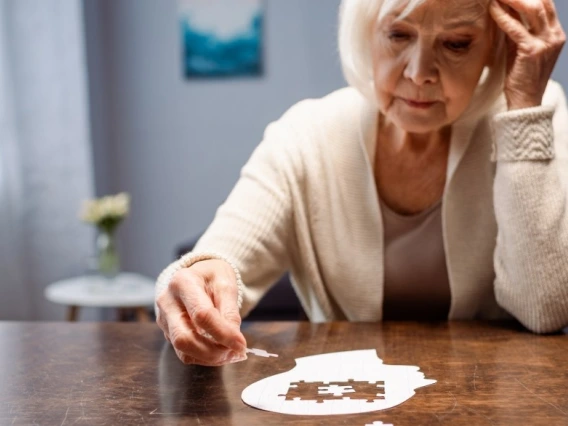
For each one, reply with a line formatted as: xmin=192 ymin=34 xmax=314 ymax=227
xmin=241 ymin=349 xmax=435 ymax=415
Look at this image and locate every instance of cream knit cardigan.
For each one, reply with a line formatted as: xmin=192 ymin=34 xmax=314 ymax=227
xmin=157 ymin=81 xmax=568 ymax=333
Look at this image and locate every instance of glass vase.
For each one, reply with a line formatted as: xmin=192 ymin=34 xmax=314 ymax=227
xmin=96 ymin=227 xmax=120 ymax=279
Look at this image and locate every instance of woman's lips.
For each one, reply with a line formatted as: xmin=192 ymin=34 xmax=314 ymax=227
xmin=401 ymin=98 xmax=437 ymax=109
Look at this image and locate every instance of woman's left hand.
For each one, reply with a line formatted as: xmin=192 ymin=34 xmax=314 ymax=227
xmin=489 ymin=0 xmax=566 ymax=110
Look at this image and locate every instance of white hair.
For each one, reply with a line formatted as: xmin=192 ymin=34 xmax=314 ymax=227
xmin=338 ymin=0 xmax=507 ymax=123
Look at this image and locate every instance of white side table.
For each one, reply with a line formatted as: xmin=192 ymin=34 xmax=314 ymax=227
xmin=44 ymin=273 xmax=156 ymax=322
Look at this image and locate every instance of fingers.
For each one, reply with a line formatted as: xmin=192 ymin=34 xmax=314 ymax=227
xmin=212 ymin=274 xmax=243 ymax=328
xmin=189 ymin=260 xmax=247 ymax=348
xmin=157 ymin=282 xmax=246 ymax=365
xmin=174 ymin=268 xmax=246 ymax=354
xmin=173 ymin=347 xmax=244 ymax=367
xmin=157 ymin=261 xmax=247 ymax=366
xmin=212 ymin=283 xmax=247 ymax=348
xmin=173 ymin=341 xmax=244 ymax=367
xmin=490 ymin=1 xmax=529 ymax=44
xmin=541 ymin=0 xmax=560 ymax=24
xmin=170 ymin=321 xmax=244 ymax=366
xmin=490 ymin=0 xmax=566 ymax=45
xmin=496 ymin=0 xmax=549 ymax=34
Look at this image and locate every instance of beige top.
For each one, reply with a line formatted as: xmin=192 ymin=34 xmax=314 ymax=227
xmin=380 ymin=197 xmax=450 ymax=321
xmin=157 ymin=80 xmax=568 ymax=333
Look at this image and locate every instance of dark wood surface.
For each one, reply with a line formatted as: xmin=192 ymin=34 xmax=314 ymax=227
xmin=1 ymin=321 xmax=567 ymax=425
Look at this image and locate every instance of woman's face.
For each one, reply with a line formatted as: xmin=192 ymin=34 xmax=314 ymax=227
xmin=372 ymin=0 xmax=494 ymax=134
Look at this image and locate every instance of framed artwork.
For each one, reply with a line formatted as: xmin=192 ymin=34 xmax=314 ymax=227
xmin=179 ymin=0 xmax=264 ymax=78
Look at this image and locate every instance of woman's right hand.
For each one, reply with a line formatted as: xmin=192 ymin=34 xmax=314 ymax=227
xmin=155 ymin=259 xmax=248 ymax=366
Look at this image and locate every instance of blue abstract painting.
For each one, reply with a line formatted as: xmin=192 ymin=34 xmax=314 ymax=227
xmin=179 ymin=0 xmax=264 ymax=78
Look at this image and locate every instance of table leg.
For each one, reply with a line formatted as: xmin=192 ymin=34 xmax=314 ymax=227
xmin=117 ymin=308 xmax=129 ymax=321
xmin=67 ymin=305 xmax=79 ymax=322
xmin=135 ymin=307 xmax=151 ymax=322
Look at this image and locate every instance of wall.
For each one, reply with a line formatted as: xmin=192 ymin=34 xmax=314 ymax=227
xmin=1 ymin=0 xmax=94 ymax=320
xmin=552 ymin=2 xmax=568 ymax=88
xmin=85 ymin=1 xmax=568 ymax=282
xmin=85 ymin=0 xmax=345 ymax=279
xmin=0 ymin=0 xmax=29 ymax=320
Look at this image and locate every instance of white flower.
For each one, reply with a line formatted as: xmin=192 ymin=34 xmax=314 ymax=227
xmin=80 ymin=192 xmax=130 ymax=226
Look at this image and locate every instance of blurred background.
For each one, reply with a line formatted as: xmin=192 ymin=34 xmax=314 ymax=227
xmin=0 ymin=0 xmax=567 ymax=321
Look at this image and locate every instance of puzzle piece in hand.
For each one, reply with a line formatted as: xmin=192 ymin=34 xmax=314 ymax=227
xmin=246 ymin=347 xmax=278 ymax=358
xmin=279 ymin=379 xmax=385 ymax=403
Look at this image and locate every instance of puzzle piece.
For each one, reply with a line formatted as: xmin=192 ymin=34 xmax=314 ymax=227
xmin=279 ymin=379 xmax=385 ymax=403
xmin=330 ymin=379 xmax=386 ymax=402
xmin=279 ymin=381 xmax=327 ymax=402
xmin=365 ymin=422 xmax=394 ymax=426
xmin=246 ymin=347 xmax=278 ymax=358
xmin=318 ymin=384 xmax=355 ymax=396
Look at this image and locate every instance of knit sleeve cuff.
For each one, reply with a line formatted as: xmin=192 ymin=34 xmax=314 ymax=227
xmin=491 ymin=106 xmax=555 ymax=162
xmin=155 ymin=251 xmax=244 ymax=309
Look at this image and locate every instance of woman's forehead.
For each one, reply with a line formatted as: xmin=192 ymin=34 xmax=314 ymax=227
xmin=383 ymin=0 xmax=489 ymax=26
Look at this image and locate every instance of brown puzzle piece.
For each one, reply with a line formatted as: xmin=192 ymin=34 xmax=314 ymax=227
xmin=279 ymin=379 xmax=386 ymax=403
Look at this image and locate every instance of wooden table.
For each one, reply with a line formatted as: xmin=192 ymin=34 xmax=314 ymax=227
xmin=1 ymin=321 xmax=567 ymax=425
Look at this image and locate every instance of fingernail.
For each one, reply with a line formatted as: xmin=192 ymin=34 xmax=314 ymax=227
xmin=224 ymin=350 xmax=247 ymax=364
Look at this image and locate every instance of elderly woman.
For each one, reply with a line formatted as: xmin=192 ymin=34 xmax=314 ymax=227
xmin=156 ymin=0 xmax=567 ymax=366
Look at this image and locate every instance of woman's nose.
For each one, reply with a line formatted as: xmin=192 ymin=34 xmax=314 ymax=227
xmin=403 ymin=46 xmax=438 ymax=86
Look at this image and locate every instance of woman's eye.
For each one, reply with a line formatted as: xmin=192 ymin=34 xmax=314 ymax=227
xmin=444 ymin=40 xmax=472 ymax=53
xmin=388 ymin=32 xmax=411 ymax=42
